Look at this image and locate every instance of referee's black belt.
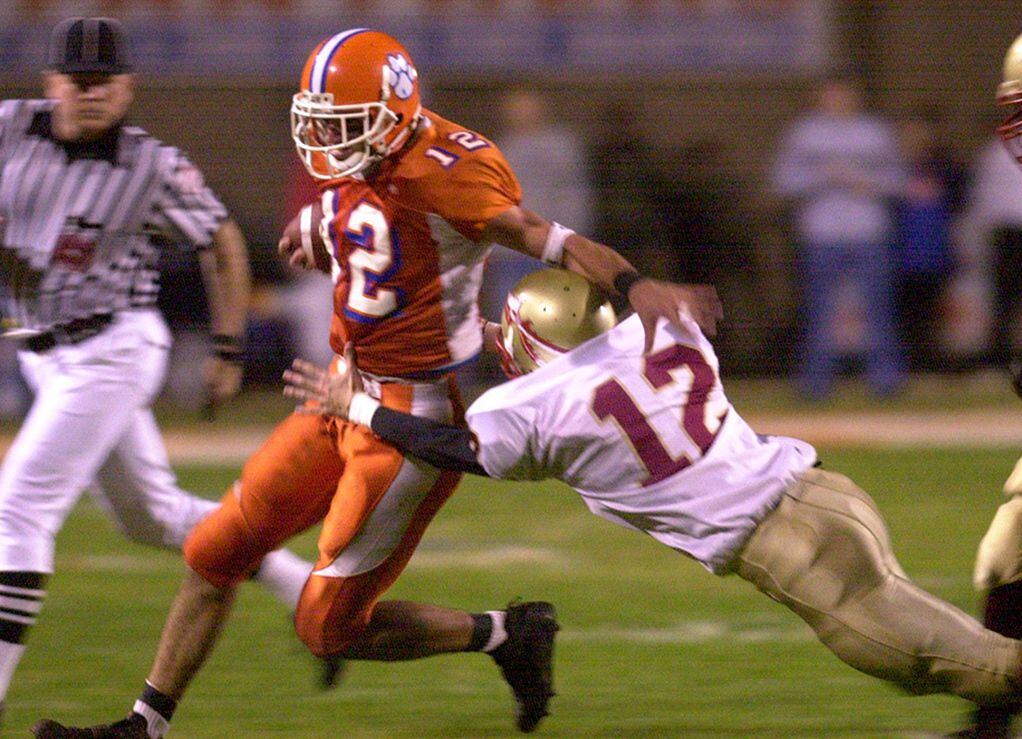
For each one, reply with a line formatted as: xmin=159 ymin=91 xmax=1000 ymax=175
xmin=24 ymin=313 xmax=114 ymax=353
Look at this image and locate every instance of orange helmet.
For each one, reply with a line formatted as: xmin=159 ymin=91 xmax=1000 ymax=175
xmin=291 ymin=29 xmax=422 ymax=180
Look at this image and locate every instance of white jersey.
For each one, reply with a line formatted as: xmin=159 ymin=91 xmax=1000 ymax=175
xmin=465 ymin=314 xmax=817 ymax=574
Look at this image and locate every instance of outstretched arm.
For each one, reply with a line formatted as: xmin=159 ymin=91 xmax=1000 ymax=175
xmin=282 ymin=345 xmax=490 ymax=477
xmin=481 ymin=206 xmax=723 ymax=352
xmin=370 ymin=406 xmax=489 ymax=477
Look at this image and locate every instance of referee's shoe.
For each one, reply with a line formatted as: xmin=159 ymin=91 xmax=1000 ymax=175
xmin=492 ymin=601 xmax=559 ymax=733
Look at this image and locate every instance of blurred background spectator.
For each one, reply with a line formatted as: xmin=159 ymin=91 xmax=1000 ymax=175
xmin=0 ymin=339 xmax=28 ymax=421
xmin=659 ymin=139 xmax=758 ymax=373
xmin=0 ymin=284 xmax=29 ymax=419
xmin=771 ymin=74 xmax=906 ymax=400
xmin=481 ymin=88 xmax=593 ymax=325
xmin=466 ymin=87 xmax=594 ymax=385
xmin=588 ymin=100 xmax=670 ymax=278
xmin=959 ymin=133 xmax=1022 ymax=367
xmin=892 ymin=109 xmax=967 ymax=373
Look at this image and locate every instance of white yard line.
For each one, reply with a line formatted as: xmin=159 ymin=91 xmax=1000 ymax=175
xmin=749 ymin=408 xmax=1022 ymax=449
xmin=559 ymin=619 xmax=815 ymax=645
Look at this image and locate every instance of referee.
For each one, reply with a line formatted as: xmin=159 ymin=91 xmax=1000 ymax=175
xmin=0 ymin=17 xmax=314 ymax=721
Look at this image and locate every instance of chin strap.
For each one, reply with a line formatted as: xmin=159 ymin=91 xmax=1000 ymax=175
xmin=384 ymin=110 xmax=424 ymax=159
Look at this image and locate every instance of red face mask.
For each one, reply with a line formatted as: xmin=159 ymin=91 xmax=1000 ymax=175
xmin=997 ymin=99 xmax=1022 ymax=164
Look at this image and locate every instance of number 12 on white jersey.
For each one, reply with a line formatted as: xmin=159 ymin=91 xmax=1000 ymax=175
xmin=591 ymin=344 xmax=725 ymax=487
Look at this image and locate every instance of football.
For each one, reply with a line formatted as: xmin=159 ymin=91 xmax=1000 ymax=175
xmin=281 ymin=199 xmax=332 ymax=274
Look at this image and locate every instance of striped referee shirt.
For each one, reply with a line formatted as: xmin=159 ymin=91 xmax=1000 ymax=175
xmin=0 ymin=98 xmax=228 ymax=332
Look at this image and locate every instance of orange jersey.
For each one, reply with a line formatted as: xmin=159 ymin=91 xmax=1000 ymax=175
xmin=317 ymin=110 xmax=522 ymax=378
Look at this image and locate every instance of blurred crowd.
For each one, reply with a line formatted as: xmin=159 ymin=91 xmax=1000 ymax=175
xmin=771 ymin=74 xmax=1022 ymax=401
xmin=3 ymin=73 xmax=1022 ymax=417
xmin=9 ymin=0 xmax=799 ymax=19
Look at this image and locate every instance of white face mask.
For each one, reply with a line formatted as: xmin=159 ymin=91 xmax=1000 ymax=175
xmin=291 ymin=92 xmax=398 ymax=180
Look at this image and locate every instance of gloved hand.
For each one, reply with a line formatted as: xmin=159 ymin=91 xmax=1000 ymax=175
xmin=973 ymin=493 xmax=1022 ymax=591
xmin=1004 ymin=454 xmax=1022 ymax=496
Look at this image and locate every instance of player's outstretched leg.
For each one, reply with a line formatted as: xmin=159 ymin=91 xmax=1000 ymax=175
xmin=31 ymin=713 xmax=147 ymax=738
xmin=490 ymin=601 xmax=559 ymax=733
xmin=947 ymin=582 xmax=1022 ymax=738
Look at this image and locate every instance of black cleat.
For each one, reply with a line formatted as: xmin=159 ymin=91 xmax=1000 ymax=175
xmin=31 ymin=713 xmax=148 ymax=738
xmin=320 ymin=653 xmax=347 ymax=690
xmin=944 ymin=707 xmax=1015 ymax=738
xmin=491 ymin=600 xmax=559 ymax=733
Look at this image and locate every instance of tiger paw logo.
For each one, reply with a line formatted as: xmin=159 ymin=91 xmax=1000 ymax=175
xmin=385 ymin=54 xmax=417 ymax=100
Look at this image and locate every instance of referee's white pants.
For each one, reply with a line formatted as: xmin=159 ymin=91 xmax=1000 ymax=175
xmin=0 ymin=310 xmax=216 ymax=573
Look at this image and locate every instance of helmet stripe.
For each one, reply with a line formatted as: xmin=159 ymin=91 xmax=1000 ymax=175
xmin=310 ymin=28 xmax=370 ymax=93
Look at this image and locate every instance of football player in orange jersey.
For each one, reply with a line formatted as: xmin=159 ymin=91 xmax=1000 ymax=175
xmin=32 ymin=29 xmax=722 ymax=738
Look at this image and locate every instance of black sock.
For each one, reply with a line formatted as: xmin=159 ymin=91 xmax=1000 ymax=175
xmin=974 ymin=582 xmax=1022 ymax=724
xmin=984 ymin=581 xmax=1022 ymax=639
xmin=133 ymin=681 xmax=177 ymax=737
xmin=466 ymin=613 xmax=493 ymax=652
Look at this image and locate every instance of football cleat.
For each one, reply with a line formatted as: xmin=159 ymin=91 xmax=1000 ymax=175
xmin=31 ymin=712 xmax=148 ymax=738
xmin=944 ymin=707 xmax=1015 ymax=738
xmin=491 ymin=600 xmax=559 ymax=733
xmin=320 ymin=653 xmax=347 ymax=690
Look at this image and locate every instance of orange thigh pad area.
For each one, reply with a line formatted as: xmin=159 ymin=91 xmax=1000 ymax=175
xmin=184 ymin=413 xmax=343 ymax=586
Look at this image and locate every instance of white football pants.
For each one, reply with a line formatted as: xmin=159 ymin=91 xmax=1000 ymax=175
xmin=0 ymin=310 xmax=216 ymax=573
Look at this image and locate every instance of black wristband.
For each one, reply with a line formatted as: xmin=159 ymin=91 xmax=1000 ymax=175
xmin=214 ymin=348 xmax=244 ymax=364
xmin=211 ymin=333 xmax=244 ymax=350
xmin=613 ymin=270 xmax=643 ymax=298
xmin=211 ymin=334 xmax=244 ymax=364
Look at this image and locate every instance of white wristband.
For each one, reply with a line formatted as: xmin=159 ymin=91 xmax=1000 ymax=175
xmin=541 ymin=222 xmax=573 ymax=266
xmin=348 ymin=392 xmax=381 ymax=427
xmin=299 ymin=204 xmax=316 ymax=265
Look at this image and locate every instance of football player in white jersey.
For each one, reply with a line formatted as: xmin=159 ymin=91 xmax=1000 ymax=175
xmin=950 ymin=31 xmax=1022 ymax=739
xmin=285 ymin=268 xmax=1022 ymax=731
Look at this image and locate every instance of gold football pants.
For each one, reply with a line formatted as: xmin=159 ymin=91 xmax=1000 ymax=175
xmin=734 ymin=467 xmax=1021 ymax=706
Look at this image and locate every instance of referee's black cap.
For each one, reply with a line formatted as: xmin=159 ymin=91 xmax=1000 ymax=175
xmin=47 ymin=17 xmax=133 ymax=75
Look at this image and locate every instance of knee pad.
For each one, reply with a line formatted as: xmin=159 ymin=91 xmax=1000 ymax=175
xmin=294 ymin=575 xmax=372 ymax=658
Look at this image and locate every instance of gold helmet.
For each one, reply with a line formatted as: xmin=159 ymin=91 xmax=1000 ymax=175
xmin=997 ymin=33 xmax=1022 ymax=163
xmin=497 ymin=268 xmax=617 ymax=377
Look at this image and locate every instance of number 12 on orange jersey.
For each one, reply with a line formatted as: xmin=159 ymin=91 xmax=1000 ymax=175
xmin=336 ymin=201 xmax=403 ymax=322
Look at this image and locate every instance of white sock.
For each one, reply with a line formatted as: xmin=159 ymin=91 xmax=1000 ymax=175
xmin=253 ymin=549 xmax=311 ymax=608
xmin=483 ymin=610 xmax=508 ymax=653
xmin=0 ymin=642 xmax=25 ymax=700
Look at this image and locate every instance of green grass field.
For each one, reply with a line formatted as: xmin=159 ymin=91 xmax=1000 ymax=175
xmin=5 ymin=447 xmax=1020 ymax=737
